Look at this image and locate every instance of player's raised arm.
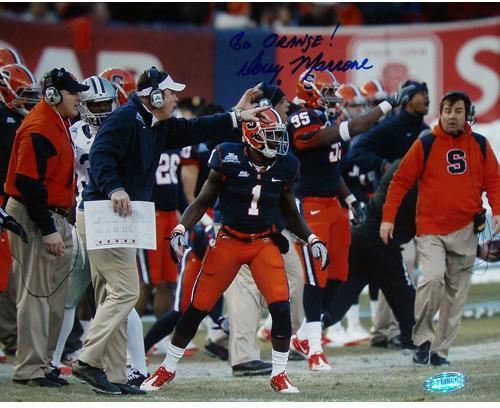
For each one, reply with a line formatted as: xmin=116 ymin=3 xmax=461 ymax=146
xmin=298 ymin=85 xmax=416 ymax=149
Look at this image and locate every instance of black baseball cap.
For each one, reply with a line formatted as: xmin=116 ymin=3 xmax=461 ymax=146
xmin=44 ymin=68 xmax=89 ymax=93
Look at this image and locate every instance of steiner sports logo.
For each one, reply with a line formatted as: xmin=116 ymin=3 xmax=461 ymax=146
xmin=223 ymin=152 xmax=240 ymax=164
xmin=238 ymin=171 xmax=250 ymax=177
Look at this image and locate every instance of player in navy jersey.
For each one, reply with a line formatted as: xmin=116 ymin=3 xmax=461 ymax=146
xmin=141 ymin=108 xmax=328 ymax=394
xmin=136 ymin=147 xmax=189 ymax=318
xmin=287 ymin=69 xmax=416 ymax=371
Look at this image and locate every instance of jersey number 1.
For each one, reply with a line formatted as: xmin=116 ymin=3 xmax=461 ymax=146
xmin=248 ymin=185 xmax=262 ymax=216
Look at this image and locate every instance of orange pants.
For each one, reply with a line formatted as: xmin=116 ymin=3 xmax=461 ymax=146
xmin=191 ymin=227 xmax=290 ymax=312
xmin=146 ymin=210 xmax=179 ymax=285
xmin=299 ymin=197 xmax=351 ymax=287
xmin=174 ymin=249 xmax=201 ymax=313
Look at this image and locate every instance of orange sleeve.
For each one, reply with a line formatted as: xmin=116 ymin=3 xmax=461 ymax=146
xmin=292 ymin=123 xmax=322 ymax=150
xmin=484 ymin=140 xmax=500 ymax=216
xmin=382 ymin=139 xmax=424 ymax=223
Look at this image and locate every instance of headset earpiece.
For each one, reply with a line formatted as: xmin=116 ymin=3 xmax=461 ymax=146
xmin=147 ymin=67 xmax=165 ymax=109
xmin=44 ymin=69 xmax=63 ymax=106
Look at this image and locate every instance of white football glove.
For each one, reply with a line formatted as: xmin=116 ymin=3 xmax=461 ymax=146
xmin=169 ymin=225 xmax=189 ymax=264
xmin=308 ymin=234 xmax=329 ymax=270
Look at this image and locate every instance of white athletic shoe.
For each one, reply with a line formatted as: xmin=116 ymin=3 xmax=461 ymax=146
xmin=324 ymin=323 xmax=357 ymax=348
xmin=346 ymin=323 xmax=370 ymax=343
xmin=140 ymin=365 xmax=175 ymax=392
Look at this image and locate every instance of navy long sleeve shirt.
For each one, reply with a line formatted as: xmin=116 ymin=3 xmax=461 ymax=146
xmin=350 ymin=110 xmax=429 ymax=175
xmin=82 ymin=93 xmax=234 ymax=205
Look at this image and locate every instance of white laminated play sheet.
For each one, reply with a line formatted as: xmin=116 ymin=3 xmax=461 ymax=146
xmin=84 ymin=200 xmax=156 ymax=250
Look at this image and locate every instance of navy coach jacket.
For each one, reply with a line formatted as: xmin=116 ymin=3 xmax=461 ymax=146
xmin=350 ymin=110 xmax=429 ymax=175
xmin=82 ymin=93 xmax=234 ymax=204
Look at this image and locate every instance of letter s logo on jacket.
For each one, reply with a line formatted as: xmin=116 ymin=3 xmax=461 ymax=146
xmin=447 ymin=149 xmax=467 ymax=174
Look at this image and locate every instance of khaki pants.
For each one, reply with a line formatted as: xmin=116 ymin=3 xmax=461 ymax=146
xmin=413 ymin=223 xmax=477 ymax=357
xmin=6 ymin=199 xmax=72 ymax=380
xmin=76 ymin=210 xmax=139 ymax=383
xmin=225 ymin=230 xmax=304 ymax=366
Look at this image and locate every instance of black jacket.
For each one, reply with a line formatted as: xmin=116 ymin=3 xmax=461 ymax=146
xmin=83 ymin=93 xmax=234 ymax=204
xmin=350 ymin=110 xmax=429 ymax=175
xmin=360 ymin=160 xmax=417 ymax=248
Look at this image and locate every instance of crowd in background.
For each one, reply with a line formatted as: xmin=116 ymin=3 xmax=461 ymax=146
xmin=0 ymin=2 xmax=499 ymax=29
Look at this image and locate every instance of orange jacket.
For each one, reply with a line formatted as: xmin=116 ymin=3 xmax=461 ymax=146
xmin=4 ymin=100 xmax=75 ymax=208
xmin=383 ymin=122 xmax=500 ymax=236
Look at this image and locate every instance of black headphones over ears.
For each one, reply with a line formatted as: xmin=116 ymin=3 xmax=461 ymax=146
xmin=147 ymin=67 xmax=165 ymax=109
xmin=441 ymin=91 xmax=476 ymax=124
xmin=44 ymin=68 xmax=65 ymax=106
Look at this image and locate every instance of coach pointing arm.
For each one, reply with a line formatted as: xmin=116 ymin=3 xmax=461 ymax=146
xmin=85 ymin=67 xmax=269 ymax=216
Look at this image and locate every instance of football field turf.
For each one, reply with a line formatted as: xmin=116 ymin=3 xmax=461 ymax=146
xmin=2 ymin=283 xmax=500 ymax=402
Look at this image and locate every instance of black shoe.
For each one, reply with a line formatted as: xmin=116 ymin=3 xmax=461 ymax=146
xmin=430 ymin=353 xmax=451 ymax=366
xmin=388 ymin=335 xmax=402 ymax=348
xmin=111 ymin=382 xmax=146 ymax=395
xmin=73 ymin=361 xmax=121 ymax=395
xmin=413 ymin=341 xmax=431 ymax=365
xmin=46 ymin=365 xmax=69 ymax=386
xmin=126 ymin=368 xmax=148 ymax=387
xmin=13 ymin=377 xmax=62 ymax=388
xmin=203 ymin=340 xmax=229 ymax=361
xmin=370 ymin=338 xmax=388 ymax=348
xmin=288 ymin=349 xmax=306 ymax=361
xmin=232 ymin=360 xmax=272 ymax=377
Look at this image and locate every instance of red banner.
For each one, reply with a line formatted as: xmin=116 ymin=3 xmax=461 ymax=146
xmin=0 ymin=17 xmax=215 ymax=101
xmin=275 ymin=17 xmax=499 ymax=123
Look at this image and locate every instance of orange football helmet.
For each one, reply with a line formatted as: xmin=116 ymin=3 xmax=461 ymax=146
xmin=242 ymin=108 xmax=288 ymax=158
xmin=0 ymin=47 xmax=24 ymax=67
xmin=360 ymin=79 xmax=388 ymax=106
xmin=296 ymin=69 xmax=342 ymax=117
xmin=335 ymin=83 xmax=367 ymax=119
xmin=99 ymin=68 xmax=136 ymax=105
xmin=0 ymin=64 xmax=40 ymax=116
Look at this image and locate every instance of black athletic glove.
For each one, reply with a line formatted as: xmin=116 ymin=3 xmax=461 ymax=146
xmin=386 ymin=84 xmax=416 ymax=108
xmin=0 ymin=208 xmax=28 ymax=244
xmin=349 ymin=201 xmax=366 ymax=226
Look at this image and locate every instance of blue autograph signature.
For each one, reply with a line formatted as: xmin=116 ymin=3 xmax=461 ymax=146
xmin=230 ymin=23 xmax=373 ymax=83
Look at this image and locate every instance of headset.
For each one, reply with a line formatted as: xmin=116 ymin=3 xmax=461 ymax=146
xmin=147 ymin=66 xmax=165 ymax=109
xmin=43 ymin=68 xmax=65 ymax=106
xmin=440 ymin=90 xmax=476 ymax=124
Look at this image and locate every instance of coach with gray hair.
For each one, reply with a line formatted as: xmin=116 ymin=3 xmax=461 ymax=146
xmin=73 ymin=66 xmax=269 ymax=394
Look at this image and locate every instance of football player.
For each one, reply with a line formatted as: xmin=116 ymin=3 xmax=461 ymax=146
xmin=141 ymin=109 xmax=328 ymax=394
xmin=287 ymin=69 xmax=414 ymax=370
xmin=100 ymin=67 xmax=136 ymax=105
xmin=0 ymin=63 xmax=39 ymax=309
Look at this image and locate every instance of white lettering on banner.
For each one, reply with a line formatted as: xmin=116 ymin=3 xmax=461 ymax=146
xmin=456 ymin=36 xmax=500 ymax=115
xmin=97 ymin=51 xmax=163 ymax=76
xmin=348 ymin=36 xmax=441 ymax=119
xmin=35 ymin=47 xmax=83 ymax=80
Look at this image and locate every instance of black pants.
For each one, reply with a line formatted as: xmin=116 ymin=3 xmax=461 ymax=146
xmin=323 ymin=227 xmax=416 ymax=346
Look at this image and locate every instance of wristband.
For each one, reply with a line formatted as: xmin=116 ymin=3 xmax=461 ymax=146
xmin=172 ymin=224 xmax=186 ymax=235
xmin=307 ymin=234 xmax=319 ymax=246
xmin=339 ymin=121 xmax=350 ymax=142
xmin=378 ymin=101 xmax=392 ymax=115
xmin=345 ymin=194 xmax=356 ymax=206
xmin=229 ymin=111 xmax=238 ymax=128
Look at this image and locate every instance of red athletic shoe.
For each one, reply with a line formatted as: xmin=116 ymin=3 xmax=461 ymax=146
xmin=270 ymin=371 xmax=299 ymax=393
xmin=140 ymin=365 xmax=175 ymax=392
xmin=257 ymin=326 xmax=272 ymax=342
xmin=308 ymin=351 xmax=332 ymax=371
xmin=290 ymin=335 xmax=309 ymax=359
